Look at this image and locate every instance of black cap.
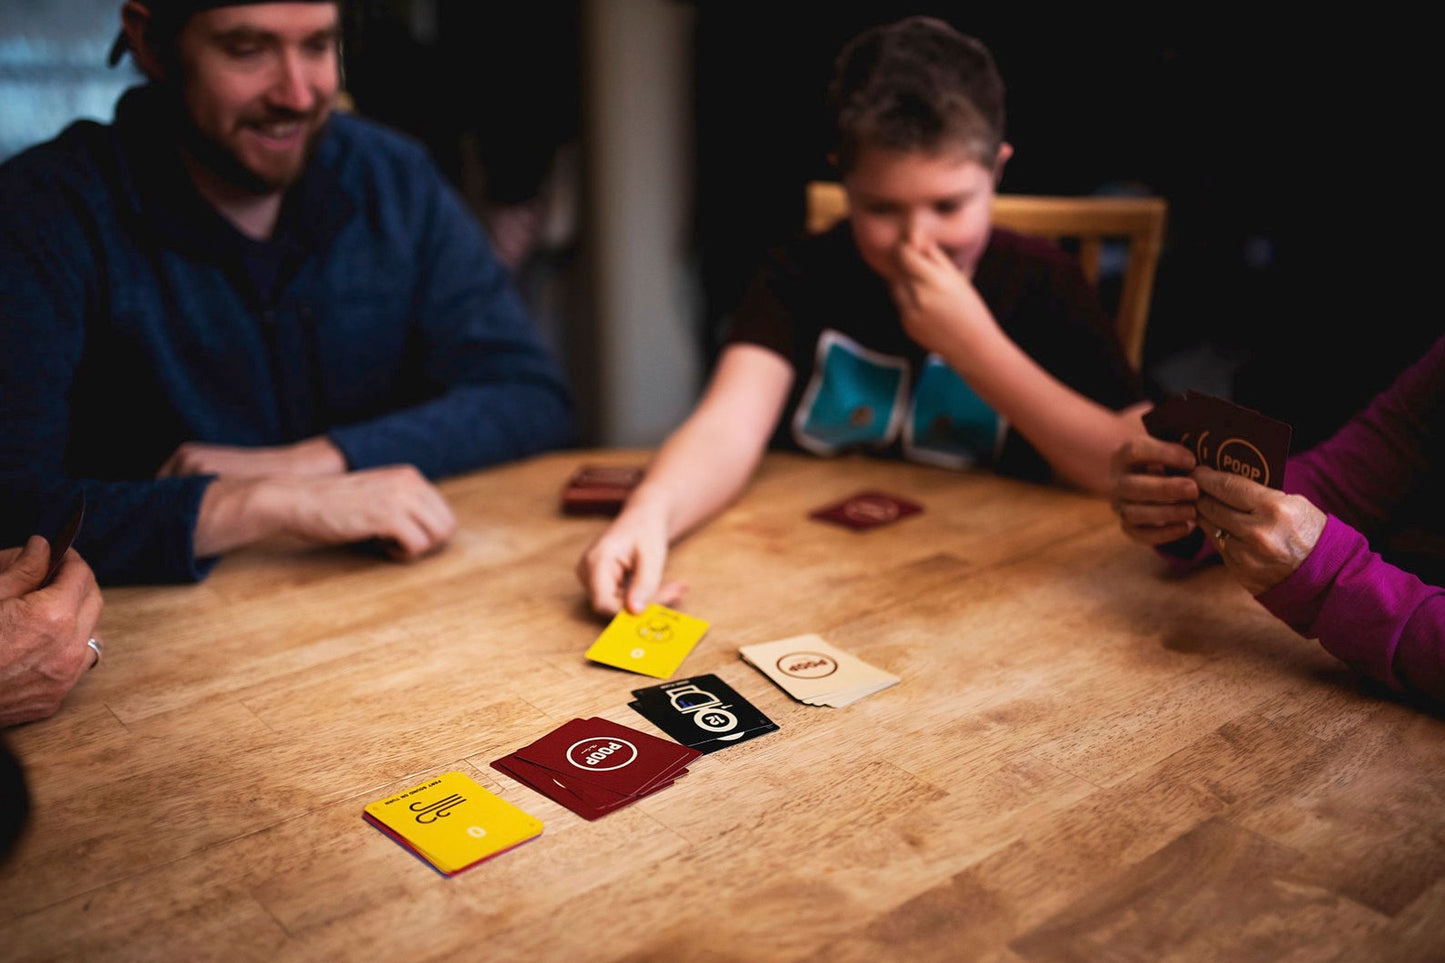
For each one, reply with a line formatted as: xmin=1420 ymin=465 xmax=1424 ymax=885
xmin=107 ymin=0 xmax=336 ymax=67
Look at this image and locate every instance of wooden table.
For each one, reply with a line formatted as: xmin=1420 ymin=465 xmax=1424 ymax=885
xmin=4 ymin=451 xmax=1444 ymax=962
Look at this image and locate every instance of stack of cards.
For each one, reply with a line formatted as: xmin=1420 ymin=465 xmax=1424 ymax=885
xmin=809 ymin=491 xmax=923 ymax=531
xmin=739 ymin=634 xmax=899 ymax=707
xmin=560 ymin=464 xmax=645 ymax=515
xmin=492 ymin=717 xmax=702 ymax=820
xmin=1143 ymin=390 xmax=1292 ymax=489
xmin=585 ymin=603 xmax=710 ymax=679
xmin=37 ymin=490 xmax=85 ymax=587
xmin=363 ymin=771 xmax=543 ymax=876
xmin=629 ymin=674 xmax=778 ymax=754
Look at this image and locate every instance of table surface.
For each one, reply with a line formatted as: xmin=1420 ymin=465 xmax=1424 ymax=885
xmin=4 ymin=450 xmax=1444 ymax=962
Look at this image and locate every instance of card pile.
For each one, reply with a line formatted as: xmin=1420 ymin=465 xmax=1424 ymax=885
xmin=585 ymin=603 xmax=711 ymax=679
xmin=363 ymin=770 xmax=543 ymax=876
xmin=492 ymin=717 xmax=702 ymax=820
xmin=1143 ymin=390 xmax=1292 ymax=489
xmin=560 ymin=464 xmax=645 ymax=516
xmin=629 ymin=674 xmax=779 ymax=754
xmin=739 ymin=634 xmax=899 ymax=707
xmin=809 ymin=490 xmax=923 ymax=531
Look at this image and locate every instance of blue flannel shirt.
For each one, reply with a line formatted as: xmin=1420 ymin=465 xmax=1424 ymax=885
xmin=0 ymin=85 xmax=574 ymax=583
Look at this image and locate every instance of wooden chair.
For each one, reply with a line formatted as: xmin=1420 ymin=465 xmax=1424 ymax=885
xmin=804 ymin=181 xmax=1167 ymax=371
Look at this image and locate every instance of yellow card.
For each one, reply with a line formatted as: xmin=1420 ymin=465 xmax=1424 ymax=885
xmin=364 ymin=771 xmax=543 ymax=875
xmin=585 ymin=603 xmax=711 ymax=679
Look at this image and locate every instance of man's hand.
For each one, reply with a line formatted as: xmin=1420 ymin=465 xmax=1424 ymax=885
xmin=195 ymin=465 xmax=457 ymax=561
xmin=0 ymin=537 xmax=104 ymax=727
xmin=577 ymin=504 xmax=687 ymax=617
xmin=1108 ymin=436 xmax=1200 ymax=546
xmin=158 ymin=436 xmax=347 ymax=479
xmin=1194 ymin=466 xmax=1327 ymax=596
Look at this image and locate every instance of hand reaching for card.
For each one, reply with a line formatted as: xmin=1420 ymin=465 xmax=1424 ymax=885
xmin=577 ymin=508 xmax=687 ymax=617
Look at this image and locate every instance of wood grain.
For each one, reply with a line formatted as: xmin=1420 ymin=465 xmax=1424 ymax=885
xmin=3 ymin=451 xmax=1442 ymax=962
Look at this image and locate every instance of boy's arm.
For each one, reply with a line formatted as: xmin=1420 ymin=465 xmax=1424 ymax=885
xmin=893 ymin=240 xmax=1147 ymax=493
xmin=578 ymin=344 xmax=794 ymax=616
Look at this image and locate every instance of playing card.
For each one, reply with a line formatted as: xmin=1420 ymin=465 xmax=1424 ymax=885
xmin=37 ymin=490 xmax=85 ymax=587
xmin=585 ymin=603 xmax=710 ymax=679
xmin=629 ymin=674 xmax=778 ymax=753
xmin=561 ymin=464 xmax=645 ymax=516
xmin=739 ymin=634 xmax=899 ymax=707
xmin=1143 ymin=390 xmax=1292 ymax=490
xmin=493 ymin=717 xmax=701 ymax=820
xmin=363 ymin=771 xmax=543 ymax=875
xmin=809 ymin=491 xmax=923 ymax=531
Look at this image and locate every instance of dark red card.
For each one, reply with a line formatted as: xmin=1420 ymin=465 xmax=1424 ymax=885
xmin=1143 ymin=390 xmax=1292 ymax=490
xmin=561 ymin=465 xmax=645 ymax=516
xmin=809 ymin=491 xmax=923 ymax=531
xmin=492 ymin=717 xmax=699 ymax=819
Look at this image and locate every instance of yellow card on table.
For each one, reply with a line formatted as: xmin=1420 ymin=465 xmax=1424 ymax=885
xmin=586 ymin=603 xmax=711 ymax=679
xmin=363 ymin=771 xmax=543 ymax=876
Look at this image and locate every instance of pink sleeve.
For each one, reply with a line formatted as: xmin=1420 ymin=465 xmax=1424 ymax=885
xmin=1256 ymin=514 xmax=1445 ymax=700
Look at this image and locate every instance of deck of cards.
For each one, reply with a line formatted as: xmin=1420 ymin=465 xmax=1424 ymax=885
xmin=630 ymin=674 xmax=778 ymax=753
xmin=586 ymin=603 xmax=711 ymax=679
xmin=739 ymin=634 xmax=899 ymax=707
xmin=1143 ymin=390 xmax=1292 ymax=489
xmin=363 ymin=771 xmax=543 ymax=876
xmin=560 ymin=464 xmax=645 ymax=516
xmin=809 ymin=490 xmax=923 ymax=531
xmin=492 ymin=717 xmax=702 ymax=820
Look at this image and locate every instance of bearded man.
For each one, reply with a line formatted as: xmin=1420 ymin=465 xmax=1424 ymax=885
xmin=0 ymin=1 xmax=574 ymax=583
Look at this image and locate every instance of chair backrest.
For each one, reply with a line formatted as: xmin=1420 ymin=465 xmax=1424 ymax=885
xmin=804 ymin=181 xmax=1167 ymax=371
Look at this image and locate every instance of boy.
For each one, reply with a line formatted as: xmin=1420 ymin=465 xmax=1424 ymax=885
xmin=579 ymin=17 xmax=1150 ymax=615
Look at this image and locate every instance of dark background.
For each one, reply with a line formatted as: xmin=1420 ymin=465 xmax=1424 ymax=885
xmin=232 ymin=3 xmax=1445 ymax=449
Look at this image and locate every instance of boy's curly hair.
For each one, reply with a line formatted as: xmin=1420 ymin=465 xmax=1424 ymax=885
xmin=827 ymin=16 xmax=1005 ymax=174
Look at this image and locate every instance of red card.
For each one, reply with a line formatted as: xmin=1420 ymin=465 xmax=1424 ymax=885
xmin=809 ymin=491 xmax=923 ymax=531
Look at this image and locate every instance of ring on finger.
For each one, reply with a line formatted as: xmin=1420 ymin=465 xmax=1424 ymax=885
xmin=86 ymin=637 xmax=102 ymax=668
xmin=1213 ymin=527 xmax=1230 ymax=545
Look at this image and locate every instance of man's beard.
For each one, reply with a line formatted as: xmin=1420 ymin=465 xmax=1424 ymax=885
xmin=177 ymin=103 xmax=329 ymax=196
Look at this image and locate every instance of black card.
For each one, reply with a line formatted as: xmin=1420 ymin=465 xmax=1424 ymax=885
xmin=630 ymin=674 xmax=778 ymax=753
xmin=1143 ymin=390 xmax=1292 ymax=490
xmin=37 ymin=491 xmax=86 ymax=587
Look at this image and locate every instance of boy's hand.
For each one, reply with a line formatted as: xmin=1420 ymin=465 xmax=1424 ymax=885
xmin=1109 ymin=436 xmax=1200 ymax=546
xmin=890 ymin=238 xmax=995 ymax=357
xmin=577 ymin=507 xmax=687 ymax=618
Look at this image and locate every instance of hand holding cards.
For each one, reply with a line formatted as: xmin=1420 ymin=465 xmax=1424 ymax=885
xmin=1143 ymin=391 xmax=1291 ymax=489
xmin=740 ymin=634 xmax=898 ymax=707
xmin=364 ymin=771 xmax=543 ymax=875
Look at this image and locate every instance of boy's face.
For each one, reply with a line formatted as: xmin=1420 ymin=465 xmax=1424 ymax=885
xmin=843 ymin=144 xmax=1007 ymax=283
xmin=172 ymin=2 xmax=341 ymax=194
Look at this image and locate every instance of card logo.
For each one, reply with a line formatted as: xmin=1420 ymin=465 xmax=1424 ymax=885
xmin=1215 ymin=437 xmax=1269 ymax=486
xmin=776 ymin=651 xmax=838 ymax=679
xmin=410 ymin=792 xmax=465 ymax=823
xmin=664 ymin=682 xmax=739 ymax=734
xmin=842 ymin=495 xmax=900 ymax=524
xmin=636 ymin=617 xmax=673 ymax=644
xmin=566 ymin=737 xmax=638 ymax=771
